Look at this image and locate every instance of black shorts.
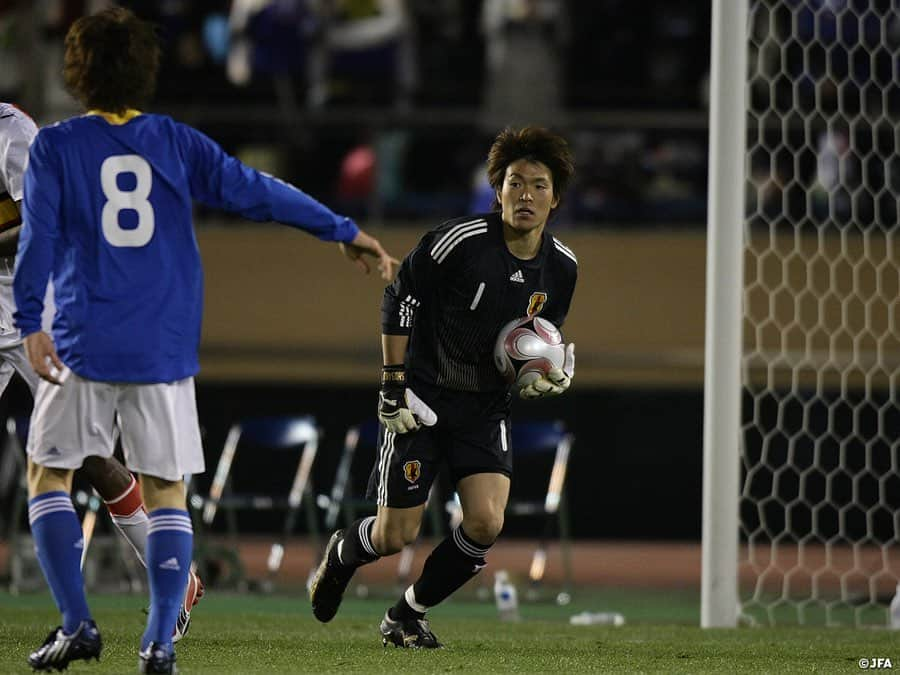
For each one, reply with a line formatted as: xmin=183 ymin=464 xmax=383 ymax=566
xmin=366 ymin=382 xmax=512 ymax=509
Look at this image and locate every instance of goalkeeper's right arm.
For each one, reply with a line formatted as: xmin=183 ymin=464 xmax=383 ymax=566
xmin=377 ymin=334 xmax=437 ymax=433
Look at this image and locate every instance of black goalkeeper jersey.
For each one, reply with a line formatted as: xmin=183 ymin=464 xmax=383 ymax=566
xmin=382 ymin=212 xmax=578 ymax=394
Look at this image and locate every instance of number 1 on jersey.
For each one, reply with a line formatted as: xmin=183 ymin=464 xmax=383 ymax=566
xmin=100 ymin=154 xmax=155 ymax=247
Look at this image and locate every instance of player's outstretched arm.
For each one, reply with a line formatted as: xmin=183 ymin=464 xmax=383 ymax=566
xmin=339 ymin=229 xmax=399 ymax=281
xmin=181 ymin=123 xmax=400 ymax=278
xmin=23 ymin=331 xmax=64 ymax=385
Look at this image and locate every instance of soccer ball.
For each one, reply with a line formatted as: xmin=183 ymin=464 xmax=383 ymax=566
xmin=494 ymin=316 xmax=566 ymax=390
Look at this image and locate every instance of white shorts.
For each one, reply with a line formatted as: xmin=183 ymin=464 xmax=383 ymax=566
xmin=0 ymin=342 xmax=39 ymax=396
xmin=27 ymin=368 xmax=205 ymax=481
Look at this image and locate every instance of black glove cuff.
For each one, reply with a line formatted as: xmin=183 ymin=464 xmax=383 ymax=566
xmin=381 ymin=365 xmax=406 ymax=385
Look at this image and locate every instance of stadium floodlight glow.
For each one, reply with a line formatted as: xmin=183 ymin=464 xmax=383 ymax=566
xmin=705 ymin=0 xmax=900 ymax=628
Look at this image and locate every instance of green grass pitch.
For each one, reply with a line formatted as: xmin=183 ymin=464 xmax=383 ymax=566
xmin=0 ymin=588 xmax=896 ymax=673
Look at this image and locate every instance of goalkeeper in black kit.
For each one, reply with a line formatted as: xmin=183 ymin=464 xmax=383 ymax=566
xmin=310 ymin=126 xmax=578 ymax=647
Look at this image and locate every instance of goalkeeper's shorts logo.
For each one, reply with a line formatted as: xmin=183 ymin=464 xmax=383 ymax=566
xmin=403 ymin=460 xmax=421 ymax=484
xmin=527 ymin=291 xmax=548 ymax=316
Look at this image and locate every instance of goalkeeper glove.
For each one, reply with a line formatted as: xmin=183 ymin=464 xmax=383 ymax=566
xmin=378 ymin=366 xmax=438 ymax=433
xmin=520 ymin=343 xmax=575 ymax=400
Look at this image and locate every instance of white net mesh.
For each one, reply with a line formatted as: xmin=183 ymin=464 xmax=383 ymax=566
xmin=741 ymin=0 xmax=900 ymax=626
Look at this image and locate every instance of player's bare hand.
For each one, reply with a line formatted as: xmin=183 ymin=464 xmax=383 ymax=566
xmin=24 ymin=331 xmax=64 ymax=385
xmin=341 ymin=230 xmax=400 ymax=281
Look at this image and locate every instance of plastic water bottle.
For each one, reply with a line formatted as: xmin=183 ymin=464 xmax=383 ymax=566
xmin=494 ymin=570 xmax=520 ymax=622
xmin=890 ymin=583 xmax=900 ymax=629
xmin=569 ymin=611 xmax=626 ymax=626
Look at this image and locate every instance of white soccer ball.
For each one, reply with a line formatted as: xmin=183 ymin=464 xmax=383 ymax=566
xmin=494 ymin=316 xmax=566 ymax=391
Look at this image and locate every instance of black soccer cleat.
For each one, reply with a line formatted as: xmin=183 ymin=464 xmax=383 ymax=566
xmin=309 ymin=530 xmax=356 ymax=623
xmin=139 ymin=641 xmax=177 ymax=674
xmin=27 ymin=619 xmax=102 ymax=671
xmin=380 ymin=611 xmax=443 ymax=649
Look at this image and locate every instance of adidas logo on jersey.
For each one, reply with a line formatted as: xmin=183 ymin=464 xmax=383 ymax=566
xmin=159 ymin=557 xmax=181 ymax=571
xmin=509 ymin=270 xmax=525 ymax=283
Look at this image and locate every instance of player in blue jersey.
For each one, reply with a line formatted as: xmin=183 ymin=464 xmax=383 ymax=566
xmin=1 ymin=100 xmax=204 ymax=650
xmin=14 ymin=8 xmax=397 ymax=674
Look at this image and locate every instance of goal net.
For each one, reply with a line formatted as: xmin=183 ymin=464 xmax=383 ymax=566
xmin=740 ymin=0 xmax=900 ymax=626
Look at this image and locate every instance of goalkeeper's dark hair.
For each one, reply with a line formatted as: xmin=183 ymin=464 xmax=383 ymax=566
xmin=63 ymin=7 xmax=160 ymax=114
xmin=486 ymin=126 xmax=575 ymax=211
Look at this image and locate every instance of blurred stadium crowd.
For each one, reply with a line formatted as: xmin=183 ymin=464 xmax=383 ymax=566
xmin=0 ymin=0 xmax=714 ymax=226
xmin=2 ymin=1 xmax=896 ymax=228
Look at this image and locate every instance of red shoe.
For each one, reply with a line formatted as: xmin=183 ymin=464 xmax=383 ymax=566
xmin=172 ymin=570 xmax=204 ymax=643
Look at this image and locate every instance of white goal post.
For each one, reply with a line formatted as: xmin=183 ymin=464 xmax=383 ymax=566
xmin=704 ymin=0 xmax=900 ymax=627
xmin=702 ymin=0 xmax=748 ymax=629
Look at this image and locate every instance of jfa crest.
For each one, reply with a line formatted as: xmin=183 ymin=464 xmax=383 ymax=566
xmin=527 ymin=292 xmax=548 ymax=316
xmin=403 ymin=460 xmax=421 ymax=484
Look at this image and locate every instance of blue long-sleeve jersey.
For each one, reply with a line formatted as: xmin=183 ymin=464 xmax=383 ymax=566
xmin=14 ymin=113 xmax=359 ymax=383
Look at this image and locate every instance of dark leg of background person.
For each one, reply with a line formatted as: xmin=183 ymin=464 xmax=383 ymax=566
xmin=81 ymin=455 xmax=134 ymax=500
xmin=81 ymin=455 xmax=148 ymax=564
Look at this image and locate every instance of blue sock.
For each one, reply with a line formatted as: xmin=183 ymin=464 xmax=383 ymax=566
xmin=142 ymin=509 xmax=192 ymax=650
xmin=28 ymin=491 xmax=91 ymax=634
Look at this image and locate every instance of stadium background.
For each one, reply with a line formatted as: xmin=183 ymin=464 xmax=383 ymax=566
xmin=4 ymin=4 xmax=900 ymax=671
xmin=0 ymin=0 xmax=717 ymax=592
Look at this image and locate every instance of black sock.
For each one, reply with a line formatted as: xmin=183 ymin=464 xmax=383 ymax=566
xmin=391 ymin=525 xmax=492 ymax=620
xmin=337 ymin=516 xmax=380 ymax=568
xmin=389 ymin=594 xmax=424 ymax=622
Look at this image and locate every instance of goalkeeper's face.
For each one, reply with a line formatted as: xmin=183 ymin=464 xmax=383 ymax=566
xmin=498 ymin=159 xmax=559 ymax=234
